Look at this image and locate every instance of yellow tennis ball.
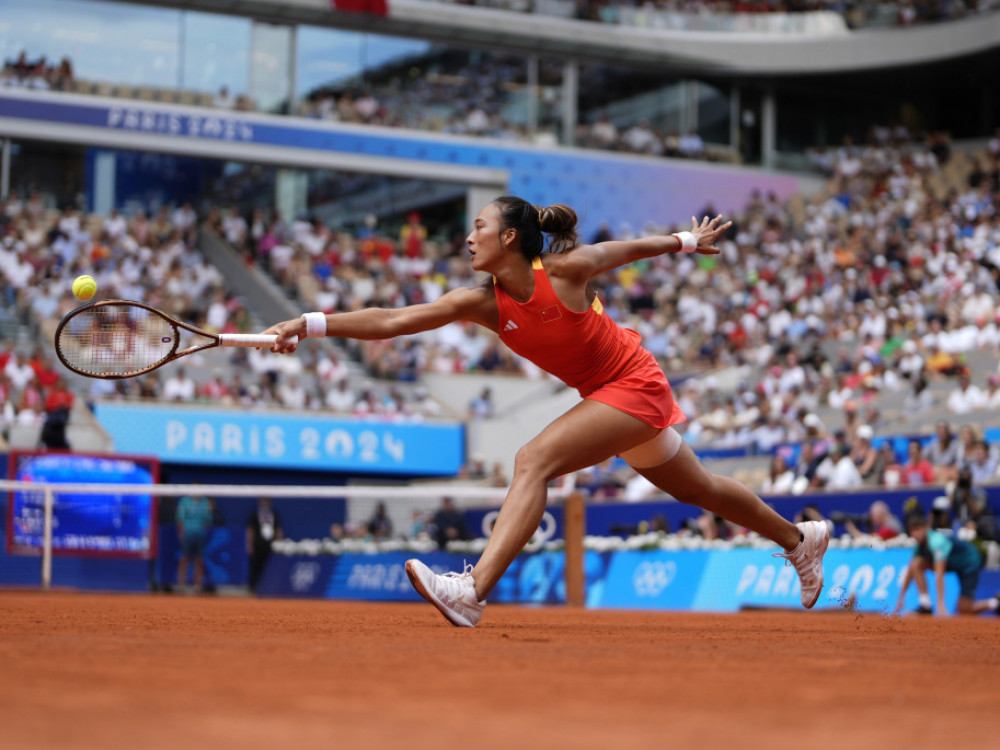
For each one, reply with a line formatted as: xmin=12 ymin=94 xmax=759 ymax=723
xmin=73 ymin=274 xmax=97 ymax=301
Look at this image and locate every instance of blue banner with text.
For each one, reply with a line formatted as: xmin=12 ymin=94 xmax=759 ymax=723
xmin=94 ymin=403 xmax=464 ymax=475
xmin=259 ymin=547 xmax=993 ymax=615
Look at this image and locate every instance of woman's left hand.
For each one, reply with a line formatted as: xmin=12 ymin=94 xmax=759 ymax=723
xmin=690 ymin=214 xmax=733 ymax=255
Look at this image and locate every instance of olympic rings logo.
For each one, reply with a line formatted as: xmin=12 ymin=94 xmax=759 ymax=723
xmin=481 ymin=510 xmax=557 ymax=551
xmin=290 ymin=562 xmax=321 ymax=592
xmin=632 ymin=560 xmax=677 ymax=597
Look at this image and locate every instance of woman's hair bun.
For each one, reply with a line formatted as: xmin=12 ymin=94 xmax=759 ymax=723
xmin=538 ymin=204 xmax=578 ymax=250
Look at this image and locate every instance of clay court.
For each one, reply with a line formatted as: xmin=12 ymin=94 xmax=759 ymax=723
xmin=1 ymin=592 xmax=997 ymax=749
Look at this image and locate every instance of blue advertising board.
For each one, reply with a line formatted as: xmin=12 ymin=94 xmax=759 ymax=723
xmin=261 ymin=549 xmax=608 ymax=604
xmin=94 ymin=403 xmax=465 ymax=475
xmin=260 ymin=546 xmax=992 ymax=616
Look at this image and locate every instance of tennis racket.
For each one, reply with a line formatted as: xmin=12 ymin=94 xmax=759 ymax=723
xmin=54 ymin=299 xmax=291 ymax=379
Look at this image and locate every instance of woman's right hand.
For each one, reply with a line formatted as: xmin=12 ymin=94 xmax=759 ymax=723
xmin=261 ymin=318 xmax=305 ymax=354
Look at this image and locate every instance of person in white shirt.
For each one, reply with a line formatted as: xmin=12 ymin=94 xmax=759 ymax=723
xmin=985 ymin=374 xmax=1000 ymax=409
xmin=163 ymin=367 xmax=197 ymax=402
xmin=316 ymin=351 xmax=349 ymax=384
xmin=277 ymin=374 xmax=307 ymax=410
xmin=815 ymin=442 xmax=863 ymax=490
xmin=171 ymin=203 xmax=197 ymax=233
xmin=946 ymin=374 xmax=986 ymax=414
xmin=222 ymin=208 xmax=247 ymax=247
xmin=325 ymin=380 xmax=356 ymax=412
xmin=761 ymin=455 xmax=796 ymax=495
xmin=214 ymin=85 xmax=234 ymax=109
xmin=896 ymin=340 xmax=923 ymax=381
xmin=104 ymin=208 xmax=127 ymax=240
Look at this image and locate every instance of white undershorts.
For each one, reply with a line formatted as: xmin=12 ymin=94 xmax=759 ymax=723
xmin=618 ymin=426 xmax=683 ymax=469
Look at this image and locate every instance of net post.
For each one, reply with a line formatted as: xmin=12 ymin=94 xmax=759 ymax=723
xmin=564 ymin=491 xmax=585 ymax=607
xmin=42 ymin=487 xmax=54 ymax=592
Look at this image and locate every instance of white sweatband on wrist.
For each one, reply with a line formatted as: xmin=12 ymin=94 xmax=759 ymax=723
xmin=671 ymin=231 xmax=697 ymax=253
xmin=301 ymin=312 xmax=327 ymax=339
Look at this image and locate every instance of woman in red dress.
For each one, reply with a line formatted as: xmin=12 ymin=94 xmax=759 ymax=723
xmin=264 ymin=195 xmax=828 ymax=626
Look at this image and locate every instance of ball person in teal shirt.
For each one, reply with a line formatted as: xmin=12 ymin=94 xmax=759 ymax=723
xmin=894 ymin=513 xmax=999 ymax=616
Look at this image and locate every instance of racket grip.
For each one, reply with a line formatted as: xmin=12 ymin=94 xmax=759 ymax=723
xmin=218 ymin=334 xmax=298 ymax=348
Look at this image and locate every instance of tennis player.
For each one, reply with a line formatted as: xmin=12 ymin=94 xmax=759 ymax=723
xmin=264 ymin=195 xmax=829 ymax=626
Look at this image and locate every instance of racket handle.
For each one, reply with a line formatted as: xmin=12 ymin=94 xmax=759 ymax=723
xmin=218 ymin=334 xmax=298 ymax=348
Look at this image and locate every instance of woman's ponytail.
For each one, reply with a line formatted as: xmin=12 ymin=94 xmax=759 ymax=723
xmin=492 ymin=195 xmax=579 ymax=259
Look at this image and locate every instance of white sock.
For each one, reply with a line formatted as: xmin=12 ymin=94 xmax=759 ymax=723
xmin=919 ymin=594 xmax=932 ymax=608
xmin=987 ymin=597 xmax=999 ymax=611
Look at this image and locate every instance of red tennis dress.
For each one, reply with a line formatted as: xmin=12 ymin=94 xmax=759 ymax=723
xmin=494 ymin=258 xmax=685 ymax=429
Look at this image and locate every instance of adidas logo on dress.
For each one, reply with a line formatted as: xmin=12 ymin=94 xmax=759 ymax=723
xmin=503 ymin=320 xmax=518 ymax=331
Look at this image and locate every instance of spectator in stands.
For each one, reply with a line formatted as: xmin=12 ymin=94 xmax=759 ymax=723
xmin=761 ymin=454 xmax=795 ymax=495
xmin=923 ymin=421 xmax=961 ymax=483
xmin=791 ymin=441 xmax=823 ymax=494
xmin=851 ymin=425 xmax=881 ymax=485
xmin=955 ymin=425 xmax=982 ymax=468
xmin=214 ymin=86 xmax=234 ymax=109
xmin=171 ymin=202 xmax=197 ymax=233
xmin=896 ymin=340 xmax=923 ymax=381
xmin=814 ymin=441 xmax=863 ymax=491
xmin=412 ymin=386 xmax=443 ymax=419
xmin=430 ymin=496 xmax=471 ymax=549
xmin=175 ymin=493 xmax=216 ymax=593
xmin=961 ymin=440 xmax=997 ymax=485
xmin=40 ymin=375 xmax=74 ymax=450
xmin=678 ymin=128 xmax=704 ymax=159
xmin=984 ymin=374 xmax=1000 ymax=410
xmin=903 ymin=374 xmax=935 ymax=415
xmin=52 ymin=57 xmax=73 ymax=91
xmin=399 ymin=211 xmax=427 ymax=259
xmin=325 ymin=379 xmax=356 ymax=413
xmin=222 ymin=208 xmax=247 ymax=249
xmin=843 ymin=500 xmax=902 ymax=541
xmin=893 ymin=512 xmax=999 ymax=617
xmin=954 ymin=484 xmax=997 ymax=545
xmin=199 ymin=371 xmax=230 ymax=401
xmin=621 ymin=119 xmax=657 ymax=154
xmin=4 ymin=351 xmax=35 ymax=392
xmin=589 ymin=115 xmax=618 ymax=150
xmin=689 ymin=510 xmax=732 ymax=541
xmin=946 ymin=372 xmax=985 ymax=414
xmin=162 ymin=366 xmax=197 ymax=402
xmin=277 ymin=374 xmax=307 ymax=410
xmin=246 ymin=497 xmax=282 ymax=594
xmin=367 ymin=502 xmax=393 ymax=541
xmin=901 ymin=439 xmax=936 ymax=487
xmin=468 ymin=386 xmax=495 ymax=419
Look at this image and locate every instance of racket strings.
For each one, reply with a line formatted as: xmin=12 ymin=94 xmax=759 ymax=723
xmin=57 ymin=303 xmax=177 ymax=376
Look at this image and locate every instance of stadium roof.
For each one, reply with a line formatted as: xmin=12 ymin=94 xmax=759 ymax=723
xmin=105 ymin=0 xmax=1000 ymax=75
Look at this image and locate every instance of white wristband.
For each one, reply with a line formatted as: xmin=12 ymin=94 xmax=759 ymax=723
xmin=672 ymin=231 xmax=697 ymax=253
xmin=301 ymin=312 xmax=327 ymax=339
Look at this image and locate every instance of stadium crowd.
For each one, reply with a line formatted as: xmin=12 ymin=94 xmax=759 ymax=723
xmin=5 ymin=123 xmax=1000 ymax=494
xmin=215 ymin=126 xmax=1000 ymax=487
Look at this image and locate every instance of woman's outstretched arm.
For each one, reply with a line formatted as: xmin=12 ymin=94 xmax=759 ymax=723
xmin=555 ymin=214 xmax=732 ymax=282
xmin=263 ymin=284 xmax=497 ymax=353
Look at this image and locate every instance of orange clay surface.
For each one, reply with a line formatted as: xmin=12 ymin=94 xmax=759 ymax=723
xmin=1 ymin=591 xmax=997 ymax=750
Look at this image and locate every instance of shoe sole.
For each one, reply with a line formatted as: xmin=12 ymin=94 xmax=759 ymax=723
xmin=802 ymin=525 xmax=830 ymax=610
xmin=405 ymin=560 xmax=468 ymax=627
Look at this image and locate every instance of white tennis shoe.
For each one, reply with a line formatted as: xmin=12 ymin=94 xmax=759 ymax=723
xmin=405 ymin=559 xmax=485 ymax=627
xmin=773 ymin=520 xmax=830 ymax=609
